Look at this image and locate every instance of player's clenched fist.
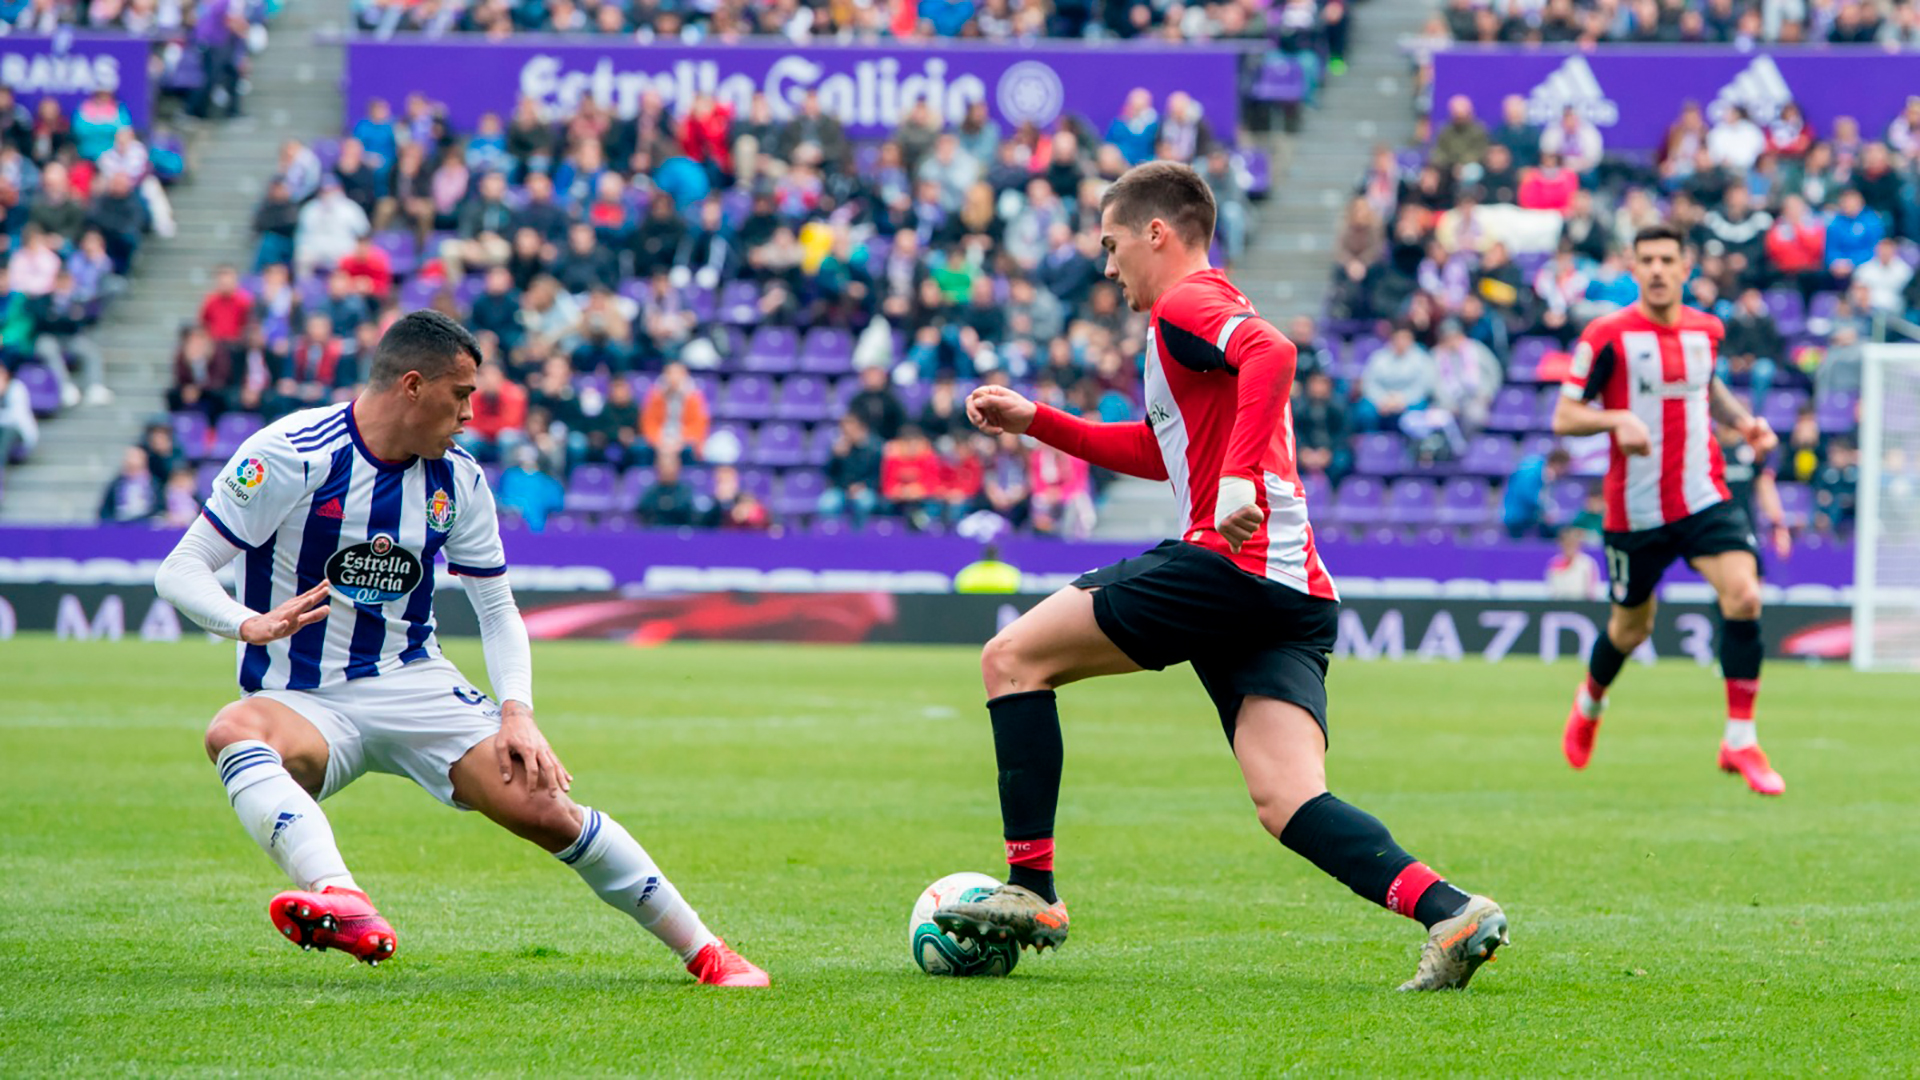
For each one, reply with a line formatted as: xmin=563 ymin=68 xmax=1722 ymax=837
xmin=238 ymin=579 xmax=333 ymax=645
xmin=1215 ymin=477 xmax=1266 ymax=553
xmin=966 ymin=386 xmax=1037 ymax=436
xmin=1614 ymin=414 xmax=1654 ymax=457
xmin=1741 ymin=416 xmax=1778 ymax=455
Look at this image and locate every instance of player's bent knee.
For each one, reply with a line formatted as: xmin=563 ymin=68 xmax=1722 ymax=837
xmin=1250 ymin=788 xmax=1324 ymax=839
xmin=203 ymin=701 xmax=272 ymax=762
xmin=492 ymin=795 xmax=586 ymax=854
xmin=980 ymin=631 xmax=1044 ymax=696
xmin=1721 ymin=585 xmax=1763 ymax=621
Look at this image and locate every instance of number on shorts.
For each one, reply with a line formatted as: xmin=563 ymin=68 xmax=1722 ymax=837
xmin=1606 ymin=546 xmax=1630 ymax=605
xmin=451 ymin=686 xmax=490 ymax=707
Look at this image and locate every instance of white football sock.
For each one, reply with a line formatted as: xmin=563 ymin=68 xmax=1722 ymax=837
xmin=1575 ymin=681 xmax=1607 ymax=720
xmin=1723 ymin=719 xmax=1759 ymax=750
xmin=217 ymin=740 xmax=357 ymax=893
xmin=557 ymin=807 xmax=718 ymax=963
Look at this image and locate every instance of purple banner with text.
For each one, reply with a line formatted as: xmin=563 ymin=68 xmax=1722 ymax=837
xmin=342 ymin=37 xmax=1244 ymax=139
xmin=0 ymin=32 xmax=152 ymax=130
xmin=1431 ymin=48 xmax=1920 ymax=154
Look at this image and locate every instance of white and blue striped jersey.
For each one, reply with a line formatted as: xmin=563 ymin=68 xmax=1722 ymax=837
xmin=201 ymin=402 xmax=507 ymax=694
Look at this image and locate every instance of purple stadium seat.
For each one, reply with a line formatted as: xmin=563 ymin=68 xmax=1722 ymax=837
xmin=720 ymin=188 xmax=752 ymax=228
xmin=1808 ymin=291 xmax=1842 ymax=324
xmin=774 ymin=375 xmax=832 ymax=421
xmin=296 ymin=274 xmax=330 ymax=312
xmin=714 ymin=375 xmax=776 ymax=421
xmin=684 ymin=286 xmax=717 ymax=324
xmin=1533 ymin=386 xmax=1561 ymax=431
xmin=1459 ymin=434 xmax=1518 ymax=476
xmin=399 ymin=276 xmax=441 ymax=311
xmin=1815 ymin=392 xmax=1856 ymax=434
xmin=774 ymin=469 xmax=827 ymax=517
xmin=692 ymin=373 xmax=722 ymax=403
xmin=799 ymin=328 xmax=856 ymax=375
xmin=1300 ymin=471 xmax=1331 ymax=507
xmin=16 ymin=365 xmax=60 ymax=416
xmin=684 ymin=465 xmax=715 ymax=497
xmin=719 ymin=280 xmax=761 ymax=325
xmin=371 ymin=231 xmax=418 ymax=277
xmin=854 ymin=143 xmax=882 ymax=177
xmin=172 ymin=411 xmax=211 ymax=460
xmin=455 ymin=275 xmax=486 ymax=311
xmin=1347 ymin=335 xmax=1384 ymax=369
xmin=1486 ymin=386 xmax=1536 ymax=433
xmin=1436 ymin=477 xmax=1493 ymax=527
xmin=1509 ymin=336 xmax=1555 ymax=382
xmin=1547 ymin=478 xmax=1589 ymax=518
xmin=311 ymin=138 xmax=342 ymax=171
xmin=1764 ymin=289 xmax=1806 ymax=336
xmin=742 ymin=326 xmax=800 ymax=373
xmin=627 ymin=373 xmax=654 ymax=402
xmin=807 ymin=423 xmax=839 ymax=464
xmin=1384 ymin=477 xmax=1438 ymax=525
xmin=573 ymin=372 xmax=609 ymax=399
xmin=737 ymin=467 xmax=775 ymax=501
xmin=1520 ymin=433 xmax=1559 ymax=460
xmin=481 ymin=464 xmax=502 ymax=492
xmin=1354 ymin=432 xmax=1410 ymax=476
xmin=898 ymin=381 xmax=932 ymax=416
xmin=1336 ymin=476 xmax=1387 ymax=526
xmin=621 ymin=467 xmax=655 ymax=507
xmin=707 ymin=421 xmax=754 ymax=462
xmin=196 ymin=461 xmax=223 ymax=495
xmin=1514 ymin=251 xmax=1550 ymax=280
xmin=563 ymin=464 xmax=620 ymax=514
xmin=832 ymin=376 xmax=863 ymax=414
xmin=750 ymin=421 xmax=807 ymax=466
xmin=1774 ymin=481 xmax=1812 ymax=528
xmin=1761 ymin=389 xmax=1805 ymax=434
xmin=1242 ymin=150 xmax=1271 ymax=198
xmin=618 ymin=279 xmax=654 ymax=307
xmin=210 ymin=413 xmax=264 ymax=460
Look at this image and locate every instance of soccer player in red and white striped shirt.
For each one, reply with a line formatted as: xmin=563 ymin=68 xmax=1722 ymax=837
xmin=1553 ymin=224 xmax=1785 ymax=795
xmin=932 ymin=162 xmax=1508 ymax=991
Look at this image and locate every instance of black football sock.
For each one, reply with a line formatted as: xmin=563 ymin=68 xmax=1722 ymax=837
xmin=1586 ymin=631 xmax=1629 ymax=697
xmin=1279 ymin=793 xmax=1471 ymax=928
xmin=989 ymin=689 xmax=1061 ymax=904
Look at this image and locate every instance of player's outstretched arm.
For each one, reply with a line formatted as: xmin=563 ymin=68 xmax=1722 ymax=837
xmin=969 ymin=385 xmax=1168 ymax=481
xmin=459 ymin=572 xmax=570 ymax=795
xmin=154 ymin=515 xmax=332 ymax=641
xmin=1551 ymin=395 xmax=1652 ymax=456
xmin=1708 ymin=376 xmax=1779 ymax=454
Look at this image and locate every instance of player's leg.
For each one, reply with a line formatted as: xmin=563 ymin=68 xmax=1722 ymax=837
xmin=205 ymin=696 xmax=396 ymax=963
xmin=982 ymin=585 xmax=1137 ymax=892
xmin=1691 ymin=548 xmax=1783 ymax=795
xmin=203 ymin=698 xmax=357 ymax=893
xmin=934 ymin=583 xmax=1141 ymax=949
xmin=1230 ymin=695 xmax=1507 ymax=990
xmin=1566 ymin=530 xmax=1669 ymax=768
xmin=447 ymin=739 xmax=768 ymax=985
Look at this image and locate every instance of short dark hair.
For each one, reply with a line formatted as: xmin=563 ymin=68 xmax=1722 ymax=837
xmin=1631 ymin=223 xmax=1687 ymax=252
xmin=368 ymin=310 xmax=481 ymax=389
xmin=1098 ymin=161 xmax=1217 ymax=250
xmin=1547 ymin=448 xmax=1573 ymax=468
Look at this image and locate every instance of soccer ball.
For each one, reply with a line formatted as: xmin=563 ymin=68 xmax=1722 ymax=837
xmin=908 ymin=872 xmax=1020 ymax=977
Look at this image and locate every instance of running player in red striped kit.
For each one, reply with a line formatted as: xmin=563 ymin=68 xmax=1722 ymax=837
xmin=1554 ymin=224 xmax=1785 ymax=795
xmin=932 ymin=162 xmax=1508 ymax=991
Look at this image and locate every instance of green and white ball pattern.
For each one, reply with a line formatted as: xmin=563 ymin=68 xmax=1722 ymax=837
xmin=909 ymin=872 xmax=1020 ymax=977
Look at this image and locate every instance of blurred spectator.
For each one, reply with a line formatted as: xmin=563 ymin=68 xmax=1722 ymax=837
xmin=162 ymin=466 xmax=202 ymax=529
xmin=1854 ymin=238 xmax=1914 ymax=312
xmin=1765 ymin=194 xmax=1827 ymax=296
xmin=281 ymin=312 xmax=347 ymax=409
xmin=881 ymin=424 xmax=941 ymax=526
xmin=296 ymin=177 xmax=370 ymax=278
xmin=1028 ymin=443 xmax=1093 ymax=537
xmin=199 ymin=265 xmax=253 ymax=347
xmin=1503 ymin=447 xmax=1572 ymax=539
xmin=191 ymin=0 xmax=252 ymax=120
xmin=73 ymin=90 xmax=131 ymax=162
xmin=140 ymin=421 xmax=185 ymax=485
xmin=99 ymin=446 xmax=160 ymax=523
xmin=979 ymin=432 xmax=1031 ymax=528
xmin=500 ymin=445 xmax=566 ymax=531
xmin=704 ymin=464 xmax=771 ymax=530
xmin=641 ymin=361 xmax=709 ymax=463
xmin=1825 ymin=188 xmax=1883 ymax=280
xmin=1539 ymin=109 xmax=1603 ymax=174
xmin=821 ymin=412 xmax=883 ymax=525
xmin=461 ymin=360 xmax=529 ymax=462
xmin=1723 ymin=287 xmax=1784 ymax=401
xmin=169 ymin=326 xmax=232 ymax=418
xmin=1518 ymin=152 xmax=1579 ymax=214
xmin=1106 ymin=89 xmax=1160 ymax=167
xmin=30 ymin=269 xmax=108 ymax=406
xmin=338 ymin=234 xmax=394 ymax=302
xmin=1813 ymin=437 xmax=1858 ymax=533
xmin=845 ymin=364 xmax=907 ymax=441
xmin=1545 ymin=528 xmax=1602 ymax=600
xmin=1707 ymin=105 xmax=1766 ymax=171
xmin=251 ymin=178 xmax=301 ymax=271
xmin=1293 ymin=370 xmax=1352 ymax=483
xmin=1433 ymin=95 xmax=1490 ymax=174
xmin=87 ymin=172 xmax=149 ymax=273
xmin=1490 ymin=95 xmax=1541 ymax=168
xmin=8 ymin=224 xmax=60 ymax=296
xmin=1356 ymin=327 xmax=1433 ymax=431
xmin=635 ymin=451 xmax=700 ymax=527
xmin=0 ymin=365 xmax=36 ymax=480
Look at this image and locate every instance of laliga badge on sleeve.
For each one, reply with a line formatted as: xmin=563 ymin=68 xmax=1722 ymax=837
xmin=223 ymin=457 xmax=269 ymax=504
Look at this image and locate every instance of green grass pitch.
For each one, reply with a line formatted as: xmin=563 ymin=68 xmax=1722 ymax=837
xmin=2 ymin=635 xmax=1917 ymax=1075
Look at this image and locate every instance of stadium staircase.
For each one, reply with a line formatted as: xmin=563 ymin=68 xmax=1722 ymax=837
xmin=0 ymin=0 xmax=351 ymax=523
xmin=1093 ymin=0 xmax=1432 ymax=540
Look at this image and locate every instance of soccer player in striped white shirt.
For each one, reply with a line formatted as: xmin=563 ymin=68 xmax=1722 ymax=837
xmin=154 ymin=312 xmax=766 ymax=985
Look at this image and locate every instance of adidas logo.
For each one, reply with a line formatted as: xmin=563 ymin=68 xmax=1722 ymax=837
xmin=1524 ymin=55 xmax=1618 ymax=127
xmin=315 ymin=497 xmax=345 ymax=520
xmin=269 ymin=811 xmax=302 ymax=849
xmin=1708 ymin=55 xmax=1792 ymax=125
xmin=635 ymin=875 xmax=661 ymax=908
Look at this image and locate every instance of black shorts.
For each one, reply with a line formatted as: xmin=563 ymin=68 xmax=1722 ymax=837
xmin=1073 ymin=539 xmax=1339 ymax=745
xmin=1602 ymin=499 xmax=1760 ymax=609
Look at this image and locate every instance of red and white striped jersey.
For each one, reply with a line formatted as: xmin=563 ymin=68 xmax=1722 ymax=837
xmin=1562 ymin=305 xmax=1732 ymax=533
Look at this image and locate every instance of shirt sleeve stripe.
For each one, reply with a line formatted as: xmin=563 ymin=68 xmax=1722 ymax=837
xmin=447 ymin=562 xmax=508 ymax=578
xmin=200 ymin=507 xmax=256 ymax=551
xmin=1215 ymin=313 xmax=1251 ymax=352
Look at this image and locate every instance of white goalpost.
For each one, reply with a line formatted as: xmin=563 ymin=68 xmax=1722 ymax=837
xmin=1852 ymin=343 xmax=1920 ymax=671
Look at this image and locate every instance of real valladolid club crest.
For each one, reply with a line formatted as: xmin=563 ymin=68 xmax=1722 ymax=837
xmin=427 ymin=488 xmax=457 ymax=532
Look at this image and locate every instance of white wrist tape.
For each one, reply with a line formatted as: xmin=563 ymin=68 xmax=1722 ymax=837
xmin=1215 ymin=476 xmax=1259 ymax=533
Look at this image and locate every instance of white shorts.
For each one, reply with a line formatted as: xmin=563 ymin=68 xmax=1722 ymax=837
xmin=249 ymin=658 xmax=500 ymax=808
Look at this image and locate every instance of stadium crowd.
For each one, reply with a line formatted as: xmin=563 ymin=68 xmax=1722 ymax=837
xmin=145 ymin=76 xmax=1264 ymax=535
xmin=1429 ymin=0 xmax=1920 ymax=46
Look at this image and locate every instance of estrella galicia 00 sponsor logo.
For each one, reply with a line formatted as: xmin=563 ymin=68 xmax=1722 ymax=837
xmin=325 ymin=533 xmax=423 ymax=604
